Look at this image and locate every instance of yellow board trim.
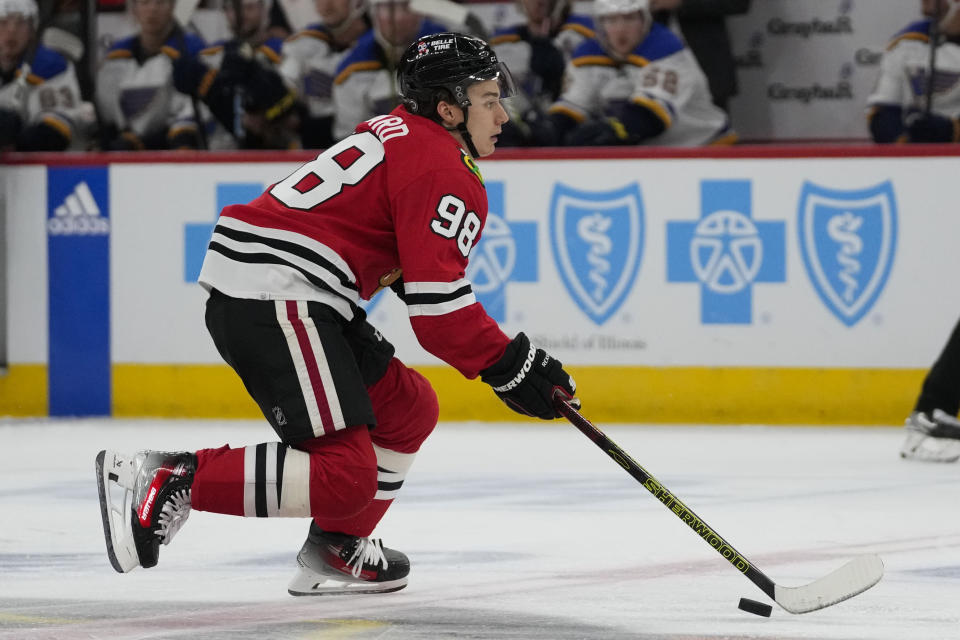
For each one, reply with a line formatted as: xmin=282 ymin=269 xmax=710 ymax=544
xmin=112 ymin=364 xmax=260 ymax=418
xmin=0 ymin=365 xmax=48 ymax=416
xmin=421 ymin=365 xmax=926 ymax=424
xmin=0 ymin=364 xmax=925 ymax=425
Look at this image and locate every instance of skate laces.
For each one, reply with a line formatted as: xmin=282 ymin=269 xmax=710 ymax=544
xmin=155 ymin=489 xmax=192 ymax=545
xmin=345 ymin=537 xmax=388 ymax=578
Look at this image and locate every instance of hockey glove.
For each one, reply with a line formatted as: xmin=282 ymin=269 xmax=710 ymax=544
xmin=0 ymin=108 xmax=24 ymax=149
xmin=565 ymin=117 xmax=630 ymax=146
xmin=171 ymin=52 xmax=211 ymax=97
xmin=905 ymin=111 xmax=959 ymax=143
xmin=18 ymin=118 xmax=71 ymax=151
xmin=241 ymin=66 xmax=297 ymax=122
xmin=481 ymin=332 xmax=579 ymax=420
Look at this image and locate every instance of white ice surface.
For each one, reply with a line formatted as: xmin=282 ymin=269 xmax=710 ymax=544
xmin=1 ymin=418 xmax=959 ymax=639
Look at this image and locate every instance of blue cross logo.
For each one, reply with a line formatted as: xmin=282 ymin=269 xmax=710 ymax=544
xmin=666 ymin=180 xmax=785 ymax=324
xmin=466 ymin=181 xmax=538 ymax=323
xmin=184 ymin=183 xmax=263 ymax=282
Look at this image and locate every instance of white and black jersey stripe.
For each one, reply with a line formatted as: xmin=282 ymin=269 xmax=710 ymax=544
xmin=372 ymin=444 xmax=415 ymax=501
xmin=244 ymin=442 xmax=288 ymax=517
xmin=375 ymin=465 xmax=405 ymax=500
xmin=199 ymin=216 xmax=360 ymax=320
xmin=402 ymin=278 xmax=476 ymax=317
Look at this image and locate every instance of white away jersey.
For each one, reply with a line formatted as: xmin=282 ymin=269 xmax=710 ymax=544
xmin=0 ymin=45 xmax=93 ymax=148
xmin=96 ymin=32 xmax=205 ymax=142
xmin=867 ymin=19 xmax=960 ymax=119
xmin=549 ymin=22 xmax=732 ymax=146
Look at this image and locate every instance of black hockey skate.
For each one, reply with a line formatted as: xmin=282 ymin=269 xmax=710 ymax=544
xmin=288 ymin=521 xmax=409 ymax=596
xmin=95 ymin=449 xmax=196 ymax=572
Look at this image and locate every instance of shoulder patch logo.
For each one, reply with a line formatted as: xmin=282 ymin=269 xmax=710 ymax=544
xmin=461 ymin=152 xmax=484 ymax=185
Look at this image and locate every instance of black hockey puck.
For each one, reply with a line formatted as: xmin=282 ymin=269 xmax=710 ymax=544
xmin=738 ymin=597 xmax=772 ymax=617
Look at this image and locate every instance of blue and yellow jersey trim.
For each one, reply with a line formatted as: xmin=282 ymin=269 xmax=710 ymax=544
xmin=631 ymin=94 xmax=672 ymax=127
xmin=334 ymin=29 xmax=380 ymax=84
xmin=571 ymin=22 xmax=683 ymax=67
xmin=26 ymin=46 xmax=67 ymax=81
xmin=634 ymin=22 xmax=684 ymax=61
xmin=41 ymin=114 xmax=72 ymax=141
xmin=286 ymin=23 xmax=334 ymax=44
xmin=547 ymin=103 xmax=587 ymax=122
xmin=560 ymin=14 xmax=594 ymax=39
xmin=261 ymin=36 xmax=283 ymax=61
xmin=105 ymin=35 xmax=134 ymax=60
xmin=107 ymin=32 xmax=206 ymax=62
xmin=200 ymin=37 xmax=280 ymax=63
xmin=335 ymin=60 xmax=383 ymax=85
xmin=489 ymin=30 xmax=522 ymax=46
xmin=887 ymin=19 xmax=931 ymax=50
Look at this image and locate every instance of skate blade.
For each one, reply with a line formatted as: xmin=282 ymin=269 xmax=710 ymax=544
xmin=287 ymin=567 xmax=407 ymax=596
xmin=95 ymin=450 xmax=140 ymax=573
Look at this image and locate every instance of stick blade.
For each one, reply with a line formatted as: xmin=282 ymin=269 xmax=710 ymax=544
xmin=774 ymin=554 xmax=884 ymax=614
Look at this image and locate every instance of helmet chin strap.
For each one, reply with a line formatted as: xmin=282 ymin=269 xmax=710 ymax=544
xmin=447 ymin=107 xmax=480 ymax=158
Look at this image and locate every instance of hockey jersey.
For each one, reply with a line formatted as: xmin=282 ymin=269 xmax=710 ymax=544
xmin=0 ymin=45 xmax=92 ymax=149
xmin=96 ymin=30 xmax=206 ymax=146
xmin=280 ymin=24 xmax=345 ymax=120
xmin=197 ymin=36 xmax=286 ymax=149
xmin=331 ymin=20 xmax=447 ymax=141
xmin=549 ymin=22 xmax=732 ymax=146
xmin=490 ymin=15 xmax=593 ymax=115
xmin=198 ymin=105 xmax=510 ymax=379
xmin=867 ymin=20 xmax=960 ymax=121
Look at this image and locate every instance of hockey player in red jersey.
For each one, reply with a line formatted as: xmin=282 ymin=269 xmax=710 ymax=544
xmin=95 ymin=32 xmax=580 ymax=596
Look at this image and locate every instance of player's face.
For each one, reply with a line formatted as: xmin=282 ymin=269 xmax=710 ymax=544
xmin=0 ymin=15 xmax=32 ymax=65
xmin=133 ymin=0 xmax=175 ymax=38
xmin=316 ymin=0 xmax=352 ymax=27
xmin=373 ymin=1 xmax=422 ymax=47
xmin=464 ymin=79 xmax=510 ymax=158
xmin=942 ymin=1 xmax=960 ymax=34
xmin=923 ymin=0 xmax=945 ymax=17
xmin=599 ymin=11 xmax=646 ymax=58
xmin=521 ymin=0 xmax=552 ymax=23
xmin=225 ymin=0 xmax=265 ymax=38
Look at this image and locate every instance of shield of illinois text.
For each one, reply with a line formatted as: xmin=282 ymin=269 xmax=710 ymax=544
xmin=549 ymin=182 xmax=644 ymax=325
xmin=797 ymin=181 xmax=897 ymax=327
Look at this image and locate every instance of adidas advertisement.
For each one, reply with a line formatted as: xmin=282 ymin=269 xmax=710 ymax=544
xmin=47 ymin=179 xmax=110 ymax=235
xmin=46 ymin=166 xmax=111 ymax=416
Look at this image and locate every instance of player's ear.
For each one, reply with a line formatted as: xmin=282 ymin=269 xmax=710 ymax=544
xmin=435 ymin=99 xmax=460 ymax=126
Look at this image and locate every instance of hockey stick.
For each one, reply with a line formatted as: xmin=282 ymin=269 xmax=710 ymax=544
xmin=553 ymin=393 xmax=884 ymax=614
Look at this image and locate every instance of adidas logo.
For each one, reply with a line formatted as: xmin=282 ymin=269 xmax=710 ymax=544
xmin=47 ymin=181 xmax=109 ymax=235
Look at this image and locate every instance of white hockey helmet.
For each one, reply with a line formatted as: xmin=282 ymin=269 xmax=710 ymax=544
xmin=593 ymin=0 xmax=649 ymax=19
xmin=0 ymin=0 xmax=38 ymax=25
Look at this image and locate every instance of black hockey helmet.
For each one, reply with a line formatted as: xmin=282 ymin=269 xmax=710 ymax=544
xmin=397 ymin=32 xmax=517 ymax=121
